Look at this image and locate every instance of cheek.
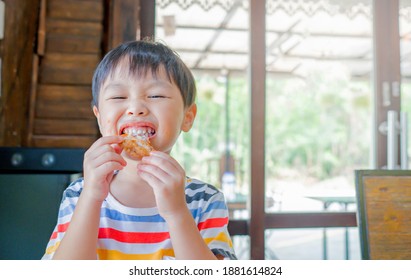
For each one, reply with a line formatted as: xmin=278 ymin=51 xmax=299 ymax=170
xmin=99 ymin=116 xmax=118 ymax=136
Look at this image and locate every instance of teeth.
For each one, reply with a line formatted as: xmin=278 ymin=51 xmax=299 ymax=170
xmin=124 ymin=127 xmax=154 ymax=139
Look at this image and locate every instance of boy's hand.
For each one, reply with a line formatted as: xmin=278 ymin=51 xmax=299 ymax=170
xmin=82 ymin=136 xmax=127 ymax=202
xmin=137 ymin=151 xmax=188 ymax=220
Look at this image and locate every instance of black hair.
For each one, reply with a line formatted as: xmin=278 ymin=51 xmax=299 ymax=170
xmin=91 ymin=38 xmax=196 ymax=108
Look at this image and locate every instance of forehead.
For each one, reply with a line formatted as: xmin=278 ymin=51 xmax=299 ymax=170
xmin=100 ymin=61 xmax=180 ymax=93
xmin=110 ymin=57 xmax=170 ymax=80
xmin=101 ymin=62 xmax=184 ymax=97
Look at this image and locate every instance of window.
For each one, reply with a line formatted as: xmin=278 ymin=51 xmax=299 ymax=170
xmin=148 ymin=0 xmax=406 ymax=260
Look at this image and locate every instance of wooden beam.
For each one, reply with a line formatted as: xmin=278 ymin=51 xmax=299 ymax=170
xmin=228 ymin=220 xmax=248 ymax=236
xmin=265 ymin=212 xmax=357 ymax=229
xmin=174 ymin=47 xmax=372 ymax=62
xmin=0 ymin=0 xmax=41 ymax=146
xmin=105 ymin=0 xmax=140 ymax=50
xmin=139 ymin=0 xmax=155 ymax=39
xmin=249 ymin=0 xmax=266 ymax=260
xmin=156 ymin=24 xmax=373 ymax=39
xmin=229 ymin=212 xmax=357 ymax=236
xmin=373 ymin=0 xmax=401 ymax=168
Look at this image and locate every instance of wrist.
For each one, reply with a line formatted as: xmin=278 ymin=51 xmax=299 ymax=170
xmin=80 ymin=187 xmax=106 ymax=205
xmin=162 ymin=207 xmax=193 ymax=226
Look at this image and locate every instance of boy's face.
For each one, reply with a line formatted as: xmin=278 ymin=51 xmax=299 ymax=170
xmin=93 ymin=62 xmax=196 ymax=156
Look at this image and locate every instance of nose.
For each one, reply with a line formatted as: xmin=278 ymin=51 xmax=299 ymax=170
xmin=127 ymin=101 xmax=148 ymax=116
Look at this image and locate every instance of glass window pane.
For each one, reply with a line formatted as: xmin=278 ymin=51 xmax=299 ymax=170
xmin=265 ymin=0 xmax=373 ymax=259
xmin=155 ymin=0 xmax=251 ymax=256
xmin=265 ymin=0 xmax=372 ymax=212
xmin=400 ymin=1 xmax=411 ymax=166
xmin=265 ymin=228 xmax=361 ymax=260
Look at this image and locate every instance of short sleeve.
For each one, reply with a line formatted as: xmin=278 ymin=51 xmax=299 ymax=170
xmin=41 ymin=178 xmax=83 ymax=260
xmin=186 ymin=179 xmax=237 ymax=260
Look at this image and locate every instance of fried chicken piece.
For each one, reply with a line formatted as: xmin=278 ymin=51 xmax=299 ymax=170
xmin=119 ymin=133 xmax=153 ymax=159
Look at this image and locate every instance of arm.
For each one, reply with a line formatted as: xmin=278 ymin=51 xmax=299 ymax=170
xmin=165 ymin=208 xmax=219 ymax=260
xmin=52 ymin=191 xmax=103 ymax=259
xmin=52 ymin=136 xmax=126 ymax=259
xmin=138 ymin=151 xmax=217 ymax=260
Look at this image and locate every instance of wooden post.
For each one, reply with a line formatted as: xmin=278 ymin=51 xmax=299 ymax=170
xmin=249 ymin=0 xmax=266 ymax=260
xmin=105 ymin=0 xmax=141 ymax=50
xmin=373 ymin=0 xmax=401 ymax=168
xmin=0 ymin=0 xmax=41 ymax=146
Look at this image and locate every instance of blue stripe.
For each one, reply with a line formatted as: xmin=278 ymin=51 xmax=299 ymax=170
xmin=58 ymin=204 xmax=75 ymax=218
xmin=58 ymin=178 xmax=226 ymax=221
xmin=185 ymin=191 xmax=215 ymax=204
xmin=189 ymin=201 xmax=227 ymax=221
xmin=204 ymin=200 xmax=228 ymax=213
xmin=100 ymin=207 xmax=165 ymax=223
xmin=68 ymin=177 xmax=84 ymax=187
xmin=211 ymin=248 xmax=237 ymax=260
xmin=63 ymin=188 xmax=81 ymax=199
xmin=186 ymin=181 xmax=219 ymax=193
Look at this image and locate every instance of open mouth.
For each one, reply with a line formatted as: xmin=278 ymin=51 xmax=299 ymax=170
xmin=119 ymin=128 xmax=154 ymax=159
xmin=120 ymin=126 xmax=156 ymax=140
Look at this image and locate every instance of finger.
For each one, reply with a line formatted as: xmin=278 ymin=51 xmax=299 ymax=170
xmin=97 ymin=161 xmax=125 ymax=175
xmin=98 ymin=135 xmax=124 ymax=145
xmin=113 ymin=143 xmax=123 ymax=155
xmin=137 ymin=163 xmax=169 ymax=185
xmin=90 ymin=151 xmax=127 ymax=169
xmin=150 ymin=151 xmax=181 ymax=170
xmin=86 ymin=138 xmax=125 ymax=162
xmin=141 ymin=152 xmax=183 ymax=175
xmin=138 ymin=169 xmax=164 ymax=188
xmin=86 ymin=136 xmax=124 ymax=155
xmin=84 ymin=144 xmax=126 ymax=169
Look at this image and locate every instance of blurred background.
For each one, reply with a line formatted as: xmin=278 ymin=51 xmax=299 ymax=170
xmin=1 ymin=0 xmax=410 ymax=259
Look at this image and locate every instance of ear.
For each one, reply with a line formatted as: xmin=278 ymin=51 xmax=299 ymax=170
xmin=93 ymin=105 xmax=102 ymax=131
xmin=181 ymin=103 xmax=197 ymax=132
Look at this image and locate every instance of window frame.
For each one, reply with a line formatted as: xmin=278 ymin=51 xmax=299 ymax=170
xmin=143 ymin=0 xmax=401 ymax=260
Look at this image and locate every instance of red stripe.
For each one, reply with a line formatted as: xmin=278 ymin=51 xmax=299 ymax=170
xmin=50 ymin=222 xmax=70 ymax=240
xmin=197 ymin=217 xmax=228 ymax=231
xmin=98 ymin=228 xmax=170 ymax=243
xmin=50 ymin=218 xmax=228 ymax=242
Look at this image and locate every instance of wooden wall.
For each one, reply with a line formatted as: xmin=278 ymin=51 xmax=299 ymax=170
xmin=0 ymin=0 xmax=147 ymax=148
xmin=27 ymin=0 xmax=103 ymax=148
xmin=0 ymin=0 xmax=41 ymax=146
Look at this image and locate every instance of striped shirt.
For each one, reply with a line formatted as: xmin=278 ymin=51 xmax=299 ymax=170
xmin=42 ymin=177 xmax=237 ymax=260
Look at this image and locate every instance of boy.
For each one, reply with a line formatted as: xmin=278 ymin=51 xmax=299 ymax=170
xmin=41 ymin=39 xmax=236 ymax=260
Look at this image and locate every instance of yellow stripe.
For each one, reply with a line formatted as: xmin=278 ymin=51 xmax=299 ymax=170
xmin=97 ymin=248 xmax=175 ymax=260
xmin=45 ymin=241 xmax=60 ymax=255
xmin=204 ymin=231 xmax=233 ymax=248
xmin=45 ymin=233 xmax=232 ymax=259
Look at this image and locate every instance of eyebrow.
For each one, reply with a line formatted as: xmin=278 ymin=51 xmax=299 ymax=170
xmin=102 ymin=79 xmax=175 ymax=93
xmin=103 ymin=83 xmax=126 ymax=91
xmin=143 ymin=79 xmax=174 ymax=89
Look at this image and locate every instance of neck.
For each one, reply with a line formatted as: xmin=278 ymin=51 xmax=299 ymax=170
xmin=109 ymin=160 xmax=156 ymax=208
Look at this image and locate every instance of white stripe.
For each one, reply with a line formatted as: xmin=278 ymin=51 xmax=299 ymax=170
xmin=56 ymin=215 xmax=72 ymax=225
xmin=198 ymin=209 xmax=228 ymax=220
xmin=185 ymin=184 xmax=217 ymax=196
xmin=105 ymin=193 xmax=159 ymax=216
xmin=99 ymin=217 xmax=169 ymax=233
xmin=199 ymin=226 xmax=229 ymax=237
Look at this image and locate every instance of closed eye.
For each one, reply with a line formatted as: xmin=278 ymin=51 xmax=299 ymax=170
xmin=107 ymin=96 xmax=127 ymax=100
xmin=149 ymin=95 xmax=168 ymax=99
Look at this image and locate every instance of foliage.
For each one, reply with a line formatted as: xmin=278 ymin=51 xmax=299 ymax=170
xmin=172 ymin=64 xmax=372 ymax=189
